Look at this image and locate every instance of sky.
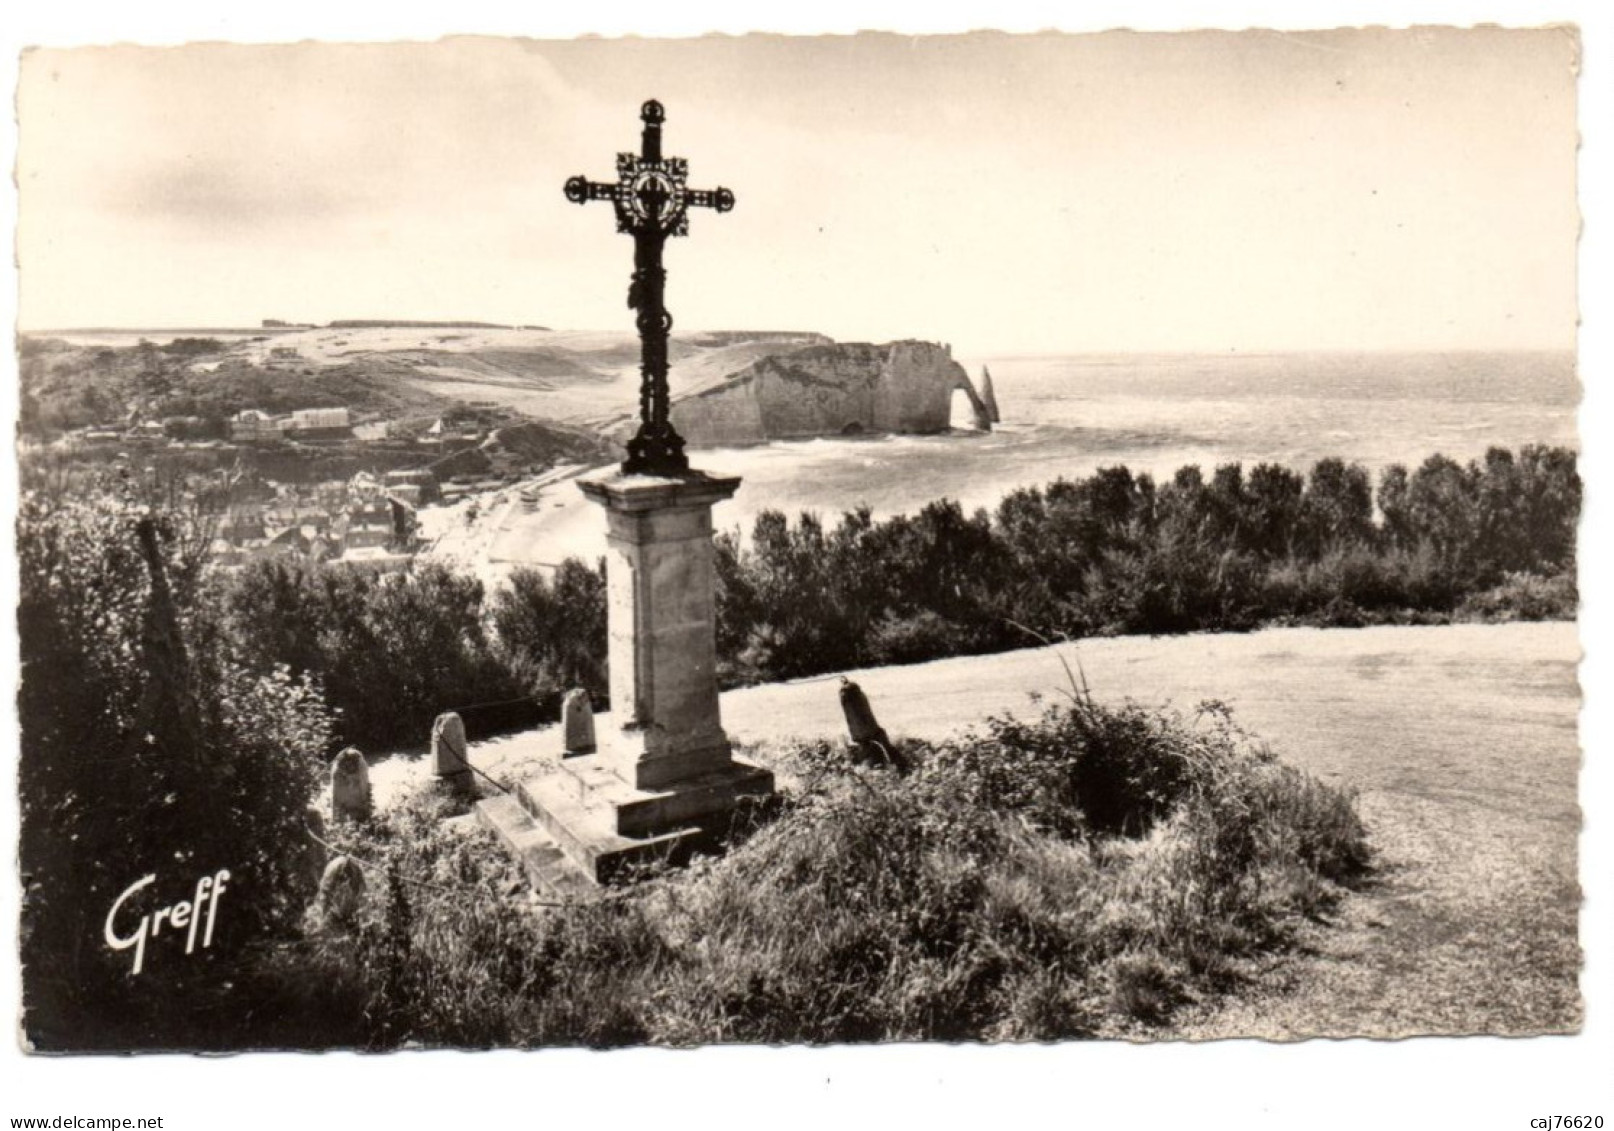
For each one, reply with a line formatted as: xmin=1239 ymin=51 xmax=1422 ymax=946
xmin=16 ymin=28 xmax=1581 ymax=356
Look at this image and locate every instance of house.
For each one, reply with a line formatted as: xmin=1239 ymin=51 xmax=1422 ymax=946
xmin=383 ymin=467 xmax=441 ymax=505
xmin=332 ymin=546 xmax=412 ymax=573
xmin=312 ymin=480 xmax=350 ymax=509
xmin=290 ymin=407 xmax=351 ymax=432
xmin=216 ymin=510 xmax=267 ymax=548
xmin=257 ymin=526 xmax=314 ymax=561
xmin=342 ymin=498 xmax=395 ymax=552
xmin=230 ymin=410 xmax=286 ymax=441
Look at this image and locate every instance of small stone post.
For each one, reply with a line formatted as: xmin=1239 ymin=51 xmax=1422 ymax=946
xmin=432 ymin=711 xmax=473 ymax=794
xmin=839 ymin=678 xmax=906 ymax=772
xmin=314 ymin=856 xmax=366 ymax=930
xmin=562 ymin=689 xmax=596 ymax=758
xmin=330 ymin=746 xmax=372 ymax=822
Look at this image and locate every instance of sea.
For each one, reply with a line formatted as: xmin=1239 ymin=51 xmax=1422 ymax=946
xmin=693 ymin=349 xmax=1581 ymax=537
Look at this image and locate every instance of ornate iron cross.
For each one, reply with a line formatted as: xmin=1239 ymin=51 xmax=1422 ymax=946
xmin=565 ymin=99 xmax=735 ymax=476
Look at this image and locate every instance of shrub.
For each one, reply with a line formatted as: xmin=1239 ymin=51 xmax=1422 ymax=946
xmin=866 ymin=610 xmax=974 ymax=666
xmin=1297 ymin=458 xmax=1376 ymax=556
xmin=489 ymin=560 xmax=608 ymax=708
xmin=220 ymin=559 xmax=522 ymax=748
xmin=18 ymin=490 xmax=333 ymax=1049
xmin=708 ymin=448 xmax=1578 ymax=687
xmin=1456 ymin=571 xmax=1578 ymax=622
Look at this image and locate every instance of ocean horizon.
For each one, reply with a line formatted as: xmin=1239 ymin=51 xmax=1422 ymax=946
xmin=432 ymin=347 xmax=1581 ymax=568
xmin=692 ymin=347 xmax=1579 ymax=534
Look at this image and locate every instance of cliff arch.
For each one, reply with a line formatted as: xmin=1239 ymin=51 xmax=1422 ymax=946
xmin=949 ymin=371 xmax=993 ymax=432
xmin=665 ymin=339 xmax=995 ymax=447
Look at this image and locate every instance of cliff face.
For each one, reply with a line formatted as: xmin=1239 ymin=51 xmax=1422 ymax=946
xmin=670 ymin=340 xmax=991 ymax=447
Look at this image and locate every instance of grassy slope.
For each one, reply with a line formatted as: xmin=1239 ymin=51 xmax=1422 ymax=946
xmin=18 ymin=328 xmax=815 ymax=434
xmin=416 ymin=619 xmax=1580 ymax=1038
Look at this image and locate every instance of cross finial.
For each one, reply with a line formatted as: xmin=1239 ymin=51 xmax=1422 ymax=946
xmin=563 ymin=101 xmax=736 ymax=476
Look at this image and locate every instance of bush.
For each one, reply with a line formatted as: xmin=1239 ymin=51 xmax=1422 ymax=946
xmin=1456 ymin=571 xmax=1578 ymax=622
xmin=866 ymin=610 xmax=974 ymax=666
xmin=18 ymin=490 xmax=333 ymax=1048
xmin=710 ymin=448 xmax=1578 ymax=687
xmin=488 ymin=560 xmax=608 ymax=709
xmin=306 ymin=789 xmax=666 ymax=1048
xmin=220 ymin=559 xmax=522 ymax=748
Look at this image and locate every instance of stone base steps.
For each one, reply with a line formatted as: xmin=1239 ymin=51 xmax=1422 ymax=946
xmin=512 ymin=770 xmax=706 ymax=884
xmin=475 ymin=752 xmax=776 ymax=889
xmin=474 ymin=793 xmax=598 ymax=899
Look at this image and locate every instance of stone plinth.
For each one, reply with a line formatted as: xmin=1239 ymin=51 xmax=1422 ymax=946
xmin=477 ymin=469 xmax=773 ymax=888
xmin=578 ymin=470 xmax=743 ymax=789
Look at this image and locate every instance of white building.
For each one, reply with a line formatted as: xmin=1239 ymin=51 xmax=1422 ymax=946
xmin=290 ymin=407 xmax=351 ymax=431
xmin=230 ymin=409 xmax=286 ymax=441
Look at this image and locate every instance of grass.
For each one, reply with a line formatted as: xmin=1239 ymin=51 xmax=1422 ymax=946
xmin=1170 ymin=788 xmax=1581 ymax=1039
xmin=261 ymin=686 xmax=1371 ymax=1048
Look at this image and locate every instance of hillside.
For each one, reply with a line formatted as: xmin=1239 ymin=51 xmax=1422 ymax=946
xmin=18 ymin=327 xmax=997 ymax=457
xmin=17 ymin=327 xmax=833 ymax=437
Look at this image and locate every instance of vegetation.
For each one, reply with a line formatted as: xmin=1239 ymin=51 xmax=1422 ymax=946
xmin=713 ymin=446 xmax=1579 ymax=684
xmin=17 ymin=486 xmax=334 ymax=1049
xmin=215 ymin=554 xmax=611 ymax=752
xmin=265 ymin=689 xmax=1367 ymax=1047
xmin=190 ymin=445 xmax=1579 ymax=752
xmin=219 ymin=559 xmax=527 ymax=750
xmin=15 ymin=437 xmax=1574 ymax=1046
xmin=488 ymin=559 xmax=609 ymax=711
xmin=18 ymin=335 xmax=435 ymax=436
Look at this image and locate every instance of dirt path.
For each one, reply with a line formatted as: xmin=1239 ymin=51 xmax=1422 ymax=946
xmin=377 ymin=620 xmax=1582 ymax=1037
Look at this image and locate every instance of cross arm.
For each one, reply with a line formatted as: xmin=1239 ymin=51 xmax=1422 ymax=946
xmin=564 ymin=176 xmax=620 ymax=206
xmin=683 ymin=186 xmax=736 ymax=213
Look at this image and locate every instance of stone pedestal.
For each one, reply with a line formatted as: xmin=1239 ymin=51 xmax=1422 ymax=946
xmin=477 ymin=469 xmax=773 ymax=888
xmin=581 ymin=471 xmax=744 ymax=788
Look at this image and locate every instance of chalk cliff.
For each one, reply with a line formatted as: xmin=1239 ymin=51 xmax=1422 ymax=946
xmin=667 ymin=340 xmax=992 ymax=447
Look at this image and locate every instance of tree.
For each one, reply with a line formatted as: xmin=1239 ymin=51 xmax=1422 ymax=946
xmin=1405 ymin=454 xmax=1480 ymax=574
xmin=222 ymin=559 xmax=519 ymax=748
xmin=18 ymin=489 xmax=333 ymax=1048
xmin=490 ymin=560 xmax=609 ymax=706
xmin=1298 ymin=458 xmax=1375 ymax=556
